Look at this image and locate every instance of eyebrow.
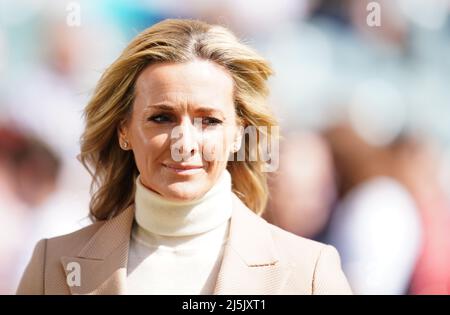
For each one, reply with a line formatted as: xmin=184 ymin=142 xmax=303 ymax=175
xmin=146 ymin=103 xmax=226 ymax=117
xmin=146 ymin=104 xmax=175 ymax=111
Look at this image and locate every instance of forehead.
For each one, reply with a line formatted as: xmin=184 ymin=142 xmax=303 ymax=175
xmin=134 ymin=59 xmax=235 ymax=109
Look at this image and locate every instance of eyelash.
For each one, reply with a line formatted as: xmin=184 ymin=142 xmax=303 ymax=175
xmin=148 ymin=114 xmax=223 ymax=126
xmin=148 ymin=114 xmax=173 ymax=123
xmin=202 ymin=117 xmax=223 ymax=126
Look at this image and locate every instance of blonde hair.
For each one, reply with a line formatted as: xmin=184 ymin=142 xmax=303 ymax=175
xmin=79 ymin=19 xmax=277 ymax=220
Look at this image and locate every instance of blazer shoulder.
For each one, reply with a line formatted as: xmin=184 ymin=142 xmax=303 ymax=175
xmin=266 ymin=220 xmax=326 ymax=259
xmin=264 ymin=220 xmax=352 ymax=294
xmin=16 ymin=238 xmax=47 ymax=294
xmin=16 ymin=220 xmax=106 ymax=295
xmin=45 ymin=220 xmax=104 ymax=256
xmin=46 ymin=205 xmax=135 ymax=255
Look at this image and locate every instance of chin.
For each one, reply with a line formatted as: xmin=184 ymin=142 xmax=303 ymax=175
xmin=164 ymin=182 xmax=207 ymax=201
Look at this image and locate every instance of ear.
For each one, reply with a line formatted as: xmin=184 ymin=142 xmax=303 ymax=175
xmin=117 ymin=119 xmax=131 ymax=150
xmin=117 ymin=119 xmax=126 ymax=140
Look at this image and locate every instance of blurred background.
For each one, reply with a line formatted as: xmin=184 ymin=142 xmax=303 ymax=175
xmin=0 ymin=0 xmax=449 ymax=294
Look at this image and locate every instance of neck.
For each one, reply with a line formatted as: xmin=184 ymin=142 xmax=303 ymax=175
xmin=134 ymin=170 xmax=233 ymax=237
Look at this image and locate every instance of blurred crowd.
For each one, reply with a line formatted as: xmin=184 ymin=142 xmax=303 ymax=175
xmin=1 ymin=0 xmax=449 ymax=294
xmin=265 ymin=127 xmax=450 ymax=294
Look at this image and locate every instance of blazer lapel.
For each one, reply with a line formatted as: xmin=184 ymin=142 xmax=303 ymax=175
xmin=60 ymin=205 xmax=135 ymax=295
xmin=59 ymin=194 xmax=292 ymax=295
xmin=214 ymin=194 xmax=294 ymax=294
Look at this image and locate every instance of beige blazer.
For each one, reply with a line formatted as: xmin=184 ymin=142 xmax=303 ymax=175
xmin=16 ymin=194 xmax=352 ymax=295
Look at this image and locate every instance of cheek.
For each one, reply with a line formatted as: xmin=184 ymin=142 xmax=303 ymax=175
xmin=131 ymin=127 xmax=170 ymax=168
xmin=201 ymin=128 xmax=233 ymax=163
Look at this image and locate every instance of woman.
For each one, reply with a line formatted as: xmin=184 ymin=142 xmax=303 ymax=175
xmin=17 ymin=19 xmax=351 ymax=295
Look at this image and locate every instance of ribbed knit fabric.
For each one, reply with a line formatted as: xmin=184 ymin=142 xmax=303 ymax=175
xmin=126 ymin=170 xmax=233 ymax=294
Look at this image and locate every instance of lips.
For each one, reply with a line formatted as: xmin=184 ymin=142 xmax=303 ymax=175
xmin=163 ymin=163 xmax=204 ymax=171
xmin=164 ymin=164 xmax=203 ymax=170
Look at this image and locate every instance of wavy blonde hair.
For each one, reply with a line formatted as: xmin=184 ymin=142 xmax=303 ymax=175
xmin=79 ymin=19 xmax=277 ymax=220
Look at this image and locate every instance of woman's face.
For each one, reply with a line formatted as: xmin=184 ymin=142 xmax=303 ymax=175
xmin=119 ymin=59 xmax=241 ymax=201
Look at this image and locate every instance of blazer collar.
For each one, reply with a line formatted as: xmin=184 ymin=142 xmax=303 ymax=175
xmin=60 ymin=205 xmax=135 ymax=295
xmin=60 ymin=194 xmax=291 ymax=295
xmin=213 ymin=194 xmax=292 ymax=294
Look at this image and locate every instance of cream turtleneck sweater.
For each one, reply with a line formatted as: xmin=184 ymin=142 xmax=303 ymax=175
xmin=126 ymin=170 xmax=233 ymax=295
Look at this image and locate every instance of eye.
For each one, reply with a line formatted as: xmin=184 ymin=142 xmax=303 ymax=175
xmin=202 ymin=117 xmax=223 ymax=126
xmin=148 ymin=114 xmax=174 ymax=123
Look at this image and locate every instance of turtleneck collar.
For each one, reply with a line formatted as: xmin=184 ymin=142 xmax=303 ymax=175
xmin=134 ymin=170 xmax=233 ymax=237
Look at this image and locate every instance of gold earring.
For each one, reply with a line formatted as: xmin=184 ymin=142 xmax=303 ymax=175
xmin=122 ymin=141 xmax=128 ymax=149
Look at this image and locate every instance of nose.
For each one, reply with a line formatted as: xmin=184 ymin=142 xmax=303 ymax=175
xmin=172 ymin=118 xmax=201 ymax=161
